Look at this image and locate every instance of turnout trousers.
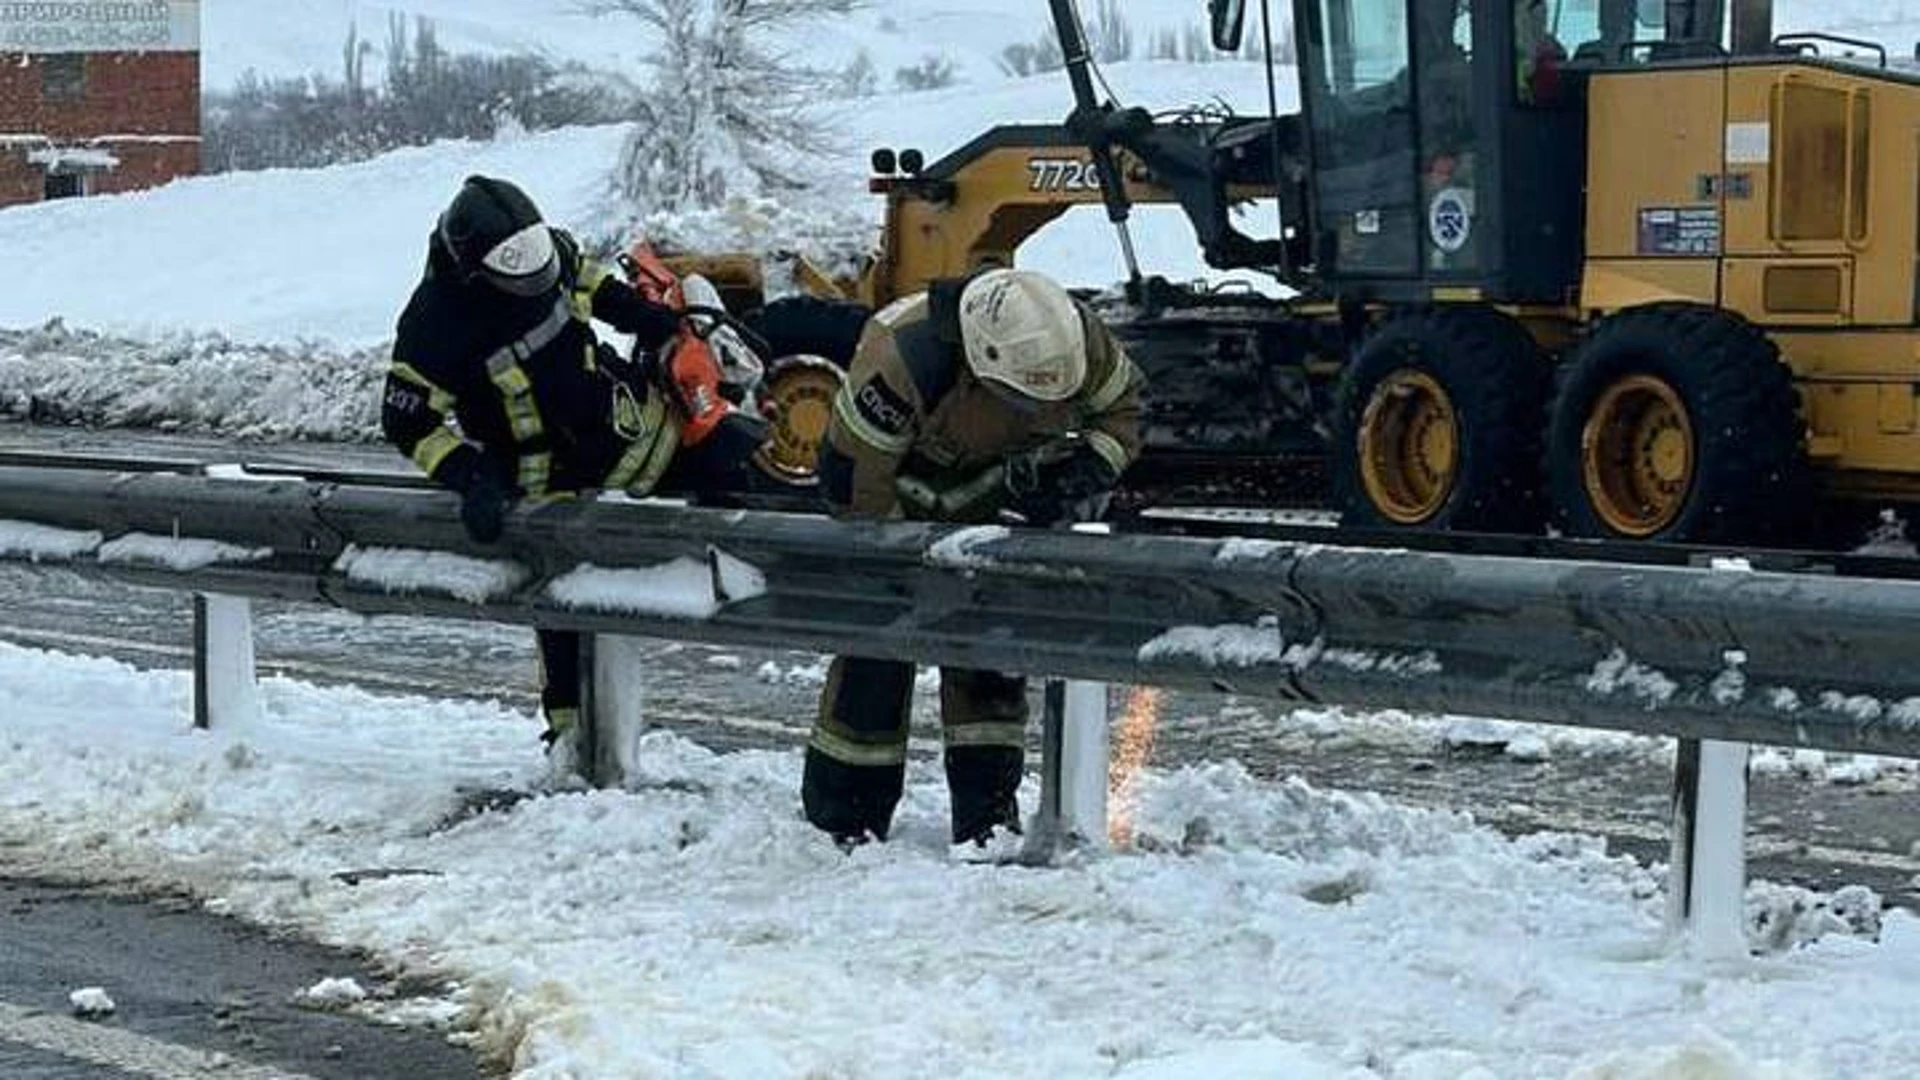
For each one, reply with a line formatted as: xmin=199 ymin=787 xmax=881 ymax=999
xmin=802 ymin=655 xmax=1028 ymax=844
xmin=536 ymin=629 xmax=582 ymax=739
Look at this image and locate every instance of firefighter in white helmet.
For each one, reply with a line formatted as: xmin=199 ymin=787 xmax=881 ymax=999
xmin=804 ymin=267 xmax=1144 ymax=849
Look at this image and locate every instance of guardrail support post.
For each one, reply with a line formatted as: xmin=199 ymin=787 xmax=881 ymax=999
xmin=1666 ymin=737 xmax=1751 ymax=958
xmin=192 ymin=594 xmax=260 ymax=730
xmin=1061 ymin=680 xmax=1109 ymax=842
xmin=1020 ymin=678 xmax=1110 ymax=864
xmin=578 ymin=633 xmax=648 ymax=788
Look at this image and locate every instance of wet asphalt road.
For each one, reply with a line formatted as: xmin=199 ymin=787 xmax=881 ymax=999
xmin=0 ymin=879 xmax=485 ymax=1080
xmin=3 ymin=422 xmax=1920 ymax=1076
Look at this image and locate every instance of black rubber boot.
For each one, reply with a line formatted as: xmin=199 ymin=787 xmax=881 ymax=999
xmin=946 ymin=745 xmax=1024 ymax=845
xmin=802 ymin=746 xmax=904 ymax=847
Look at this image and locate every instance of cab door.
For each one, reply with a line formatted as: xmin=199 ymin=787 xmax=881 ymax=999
xmin=1302 ymin=0 xmax=1484 ymax=291
xmin=1301 ymin=0 xmax=1421 ymax=280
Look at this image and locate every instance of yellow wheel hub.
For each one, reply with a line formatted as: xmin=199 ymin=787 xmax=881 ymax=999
xmin=754 ymin=359 xmax=845 ymax=482
xmin=1581 ymin=374 xmax=1694 ymax=537
xmin=1357 ymin=370 xmax=1459 ymax=525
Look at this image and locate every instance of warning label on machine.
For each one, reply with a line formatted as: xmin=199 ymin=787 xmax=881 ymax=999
xmin=1637 ymin=206 xmax=1720 ymax=256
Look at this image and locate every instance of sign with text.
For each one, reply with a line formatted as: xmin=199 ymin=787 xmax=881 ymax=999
xmin=0 ymin=1 xmax=199 ymax=53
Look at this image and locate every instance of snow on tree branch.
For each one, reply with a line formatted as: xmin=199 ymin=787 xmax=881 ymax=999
xmin=581 ymin=0 xmax=862 ymax=217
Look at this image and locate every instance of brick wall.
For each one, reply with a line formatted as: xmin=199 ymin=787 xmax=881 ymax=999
xmin=92 ymin=143 xmax=199 ymax=194
xmin=0 ymin=155 xmax=41 ymax=204
xmin=0 ymin=50 xmax=199 ymax=208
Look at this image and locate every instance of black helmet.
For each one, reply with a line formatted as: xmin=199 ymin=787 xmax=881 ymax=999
xmin=436 ymin=175 xmax=560 ymax=297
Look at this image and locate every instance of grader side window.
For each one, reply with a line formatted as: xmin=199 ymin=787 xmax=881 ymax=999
xmin=1303 ymin=0 xmax=1419 ymax=275
xmin=1517 ymin=0 xmax=1582 ymax=103
xmin=1313 ymin=0 xmax=1409 ymax=93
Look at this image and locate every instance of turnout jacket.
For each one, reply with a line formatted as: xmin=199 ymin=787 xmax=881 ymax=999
xmin=818 ymin=289 xmax=1144 ymax=520
xmin=383 ymin=228 xmax=683 ymax=498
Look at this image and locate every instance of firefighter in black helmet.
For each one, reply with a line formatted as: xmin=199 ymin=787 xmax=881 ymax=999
xmin=381 ymin=174 xmax=763 ymax=774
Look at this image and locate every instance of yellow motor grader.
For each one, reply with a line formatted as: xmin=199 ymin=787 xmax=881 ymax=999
xmin=722 ymin=0 xmax=1920 ymax=547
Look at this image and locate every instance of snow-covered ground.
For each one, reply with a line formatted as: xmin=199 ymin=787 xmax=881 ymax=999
xmin=1 ymin=639 xmax=1913 ymax=1078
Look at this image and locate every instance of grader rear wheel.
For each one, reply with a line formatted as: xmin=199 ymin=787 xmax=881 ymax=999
xmin=1580 ymin=374 xmax=1695 ymax=537
xmin=1547 ymin=303 xmax=1803 ymax=544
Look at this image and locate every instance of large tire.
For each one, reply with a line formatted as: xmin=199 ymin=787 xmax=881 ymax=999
xmin=1545 ymin=303 xmax=1803 ymax=544
xmin=1330 ymin=307 xmax=1549 ymax=532
xmin=746 ymin=295 xmax=873 ymax=367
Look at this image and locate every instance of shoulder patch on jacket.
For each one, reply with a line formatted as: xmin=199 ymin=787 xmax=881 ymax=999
xmin=384 ymin=379 xmax=428 ymax=415
xmin=853 ymin=375 xmax=916 ymax=437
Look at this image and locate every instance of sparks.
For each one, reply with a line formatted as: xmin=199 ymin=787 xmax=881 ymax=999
xmin=1107 ymin=685 xmax=1164 ymax=847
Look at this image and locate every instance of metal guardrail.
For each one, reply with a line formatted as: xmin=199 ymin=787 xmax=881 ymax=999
xmin=2 ymin=460 xmax=1913 ymax=943
xmin=0 ymin=464 xmax=1917 ymax=760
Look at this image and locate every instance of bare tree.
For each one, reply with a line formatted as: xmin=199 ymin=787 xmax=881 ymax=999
xmin=838 ymin=48 xmax=878 ymax=98
xmin=582 ymin=0 xmax=861 ymax=214
xmin=1087 ymin=0 xmax=1133 ymax=63
xmin=894 ymin=54 xmax=957 ymax=91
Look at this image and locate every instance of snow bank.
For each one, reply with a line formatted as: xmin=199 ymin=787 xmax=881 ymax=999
xmin=0 ymin=58 xmax=1298 ymax=362
xmin=0 ymin=642 xmax=1913 ymax=1077
xmin=0 ymin=320 xmax=386 ymax=440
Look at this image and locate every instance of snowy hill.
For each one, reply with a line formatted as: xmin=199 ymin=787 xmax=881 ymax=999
xmin=199 ymin=0 xmax=1253 ymax=92
xmin=5 ymin=0 xmax=1918 ymax=348
xmin=0 ymin=26 xmax=1293 ymax=437
xmin=198 ymin=0 xmax=1920 ymax=93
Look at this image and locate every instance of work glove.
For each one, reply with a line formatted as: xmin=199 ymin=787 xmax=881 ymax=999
xmin=458 ymin=464 xmax=515 ymax=544
xmin=1004 ymin=443 xmax=1119 ymax=527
